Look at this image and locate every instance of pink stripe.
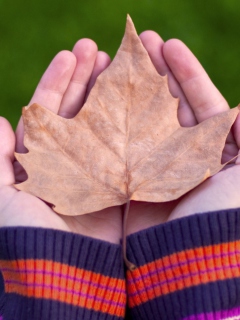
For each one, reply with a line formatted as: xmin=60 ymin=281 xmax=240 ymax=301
xmin=128 ymin=262 xmax=240 ymax=298
xmin=5 ymin=279 xmax=125 ymax=308
xmin=1 ymin=267 xmax=124 ymax=295
xmin=182 ymin=307 xmax=240 ymax=319
xmin=128 ymin=249 xmax=240 ymax=286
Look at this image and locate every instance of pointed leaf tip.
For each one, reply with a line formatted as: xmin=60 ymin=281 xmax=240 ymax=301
xmin=126 ymin=14 xmax=133 ymax=23
xmin=125 ymin=14 xmax=137 ymax=36
xmin=15 ymin=17 xmax=239 ymax=217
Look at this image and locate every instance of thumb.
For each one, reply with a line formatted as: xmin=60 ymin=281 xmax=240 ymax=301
xmin=0 ymin=117 xmax=15 ymax=186
xmin=232 ymin=112 xmax=240 ymax=165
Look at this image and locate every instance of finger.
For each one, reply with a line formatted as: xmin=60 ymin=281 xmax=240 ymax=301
xmin=58 ymin=39 xmax=98 ymax=118
xmin=233 ymin=113 xmax=240 ymax=164
xmin=163 ymin=39 xmax=230 ymax=123
xmin=139 ymin=30 xmax=168 ymax=75
xmin=163 ymin=39 xmax=238 ymax=162
xmin=84 ymin=51 xmax=111 ymax=100
xmin=16 ymin=50 xmax=76 ymax=152
xmin=0 ymin=117 xmax=15 ymax=186
xmin=29 ymin=50 xmax=77 ymax=110
xmin=139 ymin=31 xmax=196 ymax=126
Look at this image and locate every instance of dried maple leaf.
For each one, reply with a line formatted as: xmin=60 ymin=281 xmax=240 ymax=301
xmin=15 ymin=16 xmax=239 ymax=217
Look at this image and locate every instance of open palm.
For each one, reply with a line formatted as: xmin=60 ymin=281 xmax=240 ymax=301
xmin=1 ymin=33 xmax=239 ymax=245
xmin=127 ymin=32 xmax=240 ymax=234
xmin=0 ymin=40 xmax=122 ymax=244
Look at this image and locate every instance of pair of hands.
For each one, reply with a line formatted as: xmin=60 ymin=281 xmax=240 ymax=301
xmin=1 ymin=31 xmax=240 ymax=245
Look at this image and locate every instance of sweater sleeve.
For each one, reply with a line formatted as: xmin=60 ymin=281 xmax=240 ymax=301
xmin=126 ymin=208 xmax=240 ymax=320
xmin=0 ymin=227 xmax=126 ymax=320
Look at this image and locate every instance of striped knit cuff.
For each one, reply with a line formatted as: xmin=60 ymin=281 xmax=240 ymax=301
xmin=126 ymin=208 xmax=240 ymax=320
xmin=0 ymin=227 xmax=126 ymax=320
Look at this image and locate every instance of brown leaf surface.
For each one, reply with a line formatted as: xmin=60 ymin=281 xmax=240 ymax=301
xmin=15 ymin=16 xmax=239 ymax=216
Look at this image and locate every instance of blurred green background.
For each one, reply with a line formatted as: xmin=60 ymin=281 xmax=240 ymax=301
xmin=1 ymin=0 xmax=240 ymax=128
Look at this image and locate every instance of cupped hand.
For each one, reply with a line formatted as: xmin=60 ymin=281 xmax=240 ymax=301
xmin=1 ymin=32 xmax=239 ymax=246
xmin=127 ymin=31 xmax=240 ymax=235
xmin=0 ymin=40 xmax=122 ymax=244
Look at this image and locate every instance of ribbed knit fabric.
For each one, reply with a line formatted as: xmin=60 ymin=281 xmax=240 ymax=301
xmin=1 ymin=209 xmax=240 ymax=320
xmin=126 ymin=208 xmax=240 ymax=320
xmin=0 ymin=273 xmax=3 ymax=294
xmin=0 ymin=227 xmax=126 ymax=320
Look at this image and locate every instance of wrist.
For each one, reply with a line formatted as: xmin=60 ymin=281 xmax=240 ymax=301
xmin=0 ymin=226 xmax=126 ymax=319
xmin=62 ymin=206 xmax=122 ymax=244
xmin=126 ymin=200 xmax=177 ymax=235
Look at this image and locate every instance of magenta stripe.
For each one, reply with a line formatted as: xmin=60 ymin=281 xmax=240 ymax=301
xmin=182 ymin=307 xmax=240 ymax=320
xmin=128 ymin=249 xmax=240 ymax=286
xmin=5 ymin=279 xmax=125 ymax=308
xmin=128 ymin=262 xmax=240 ymax=298
xmin=0 ymin=317 xmax=3 ymax=320
xmin=1 ymin=267 xmax=124 ymax=295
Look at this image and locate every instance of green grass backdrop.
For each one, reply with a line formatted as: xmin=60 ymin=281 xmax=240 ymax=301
xmin=1 ymin=0 xmax=240 ymax=128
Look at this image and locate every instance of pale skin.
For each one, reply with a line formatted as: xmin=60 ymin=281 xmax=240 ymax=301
xmin=1 ymin=32 xmax=240 ymax=246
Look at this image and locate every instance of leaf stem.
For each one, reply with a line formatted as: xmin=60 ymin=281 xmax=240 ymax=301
xmin=123 ymin=200 xmax=136 ymax=271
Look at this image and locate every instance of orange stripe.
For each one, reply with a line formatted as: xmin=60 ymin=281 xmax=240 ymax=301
xmin=0 ymin=259 xmax=126 ymax=316
xmin=127 ymin=240 xmax=240 ymax=307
